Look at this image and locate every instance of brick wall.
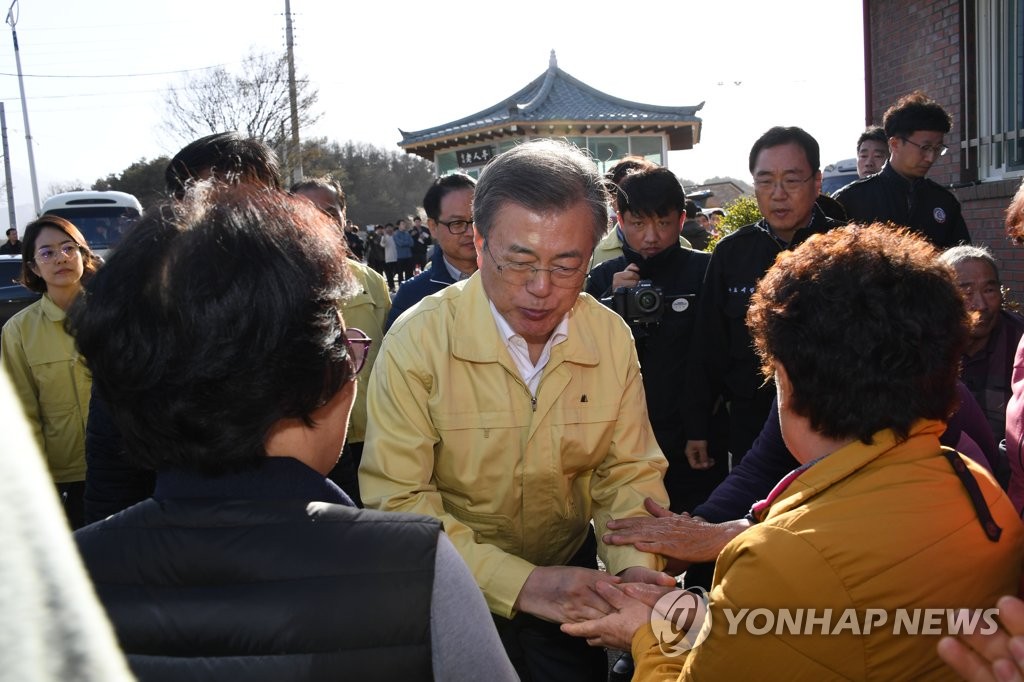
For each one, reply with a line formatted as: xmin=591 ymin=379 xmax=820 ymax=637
xmin=869 ymin=0 xmax=1023 ymax=289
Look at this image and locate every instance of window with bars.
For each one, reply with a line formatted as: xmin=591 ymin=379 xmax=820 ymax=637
xmin=973 ymin=0 xmax=1024 ymax=179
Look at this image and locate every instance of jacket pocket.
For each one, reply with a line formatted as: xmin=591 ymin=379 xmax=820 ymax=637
xmin=432 ymin=408 xmax=531 ymax=499
xmin=552 ymin=402 xmax=619 ymax=473
xmin=441 ymin=498 xmax=519 ymax=552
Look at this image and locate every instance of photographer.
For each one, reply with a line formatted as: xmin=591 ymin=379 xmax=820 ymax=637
xmin=586 ymin=167 xmax=727 ymax=513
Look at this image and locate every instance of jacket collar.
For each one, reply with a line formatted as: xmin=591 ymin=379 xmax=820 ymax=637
xmin=880 ymin=160 xmax=922 ymax=190
xmin=755 ymin=203 xmax=832 ymax=249
xmin=762 ymin=419 xmax=947 ymax=521
xmin=451 ymin=274 xmax=599 ymax=368
xmin=154 ymin=456 xmax=354 ymax=505
xmin=427 ymin=245 xmax=458 ymax=285
xmin=621 ymin=239 xmax=682 ymax=277
xmin=40 ymin=293 xmax=66 ymax=322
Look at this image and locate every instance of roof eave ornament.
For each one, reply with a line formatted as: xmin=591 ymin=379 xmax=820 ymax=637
xmin=517 ymin=50 xmax=558 ymax=114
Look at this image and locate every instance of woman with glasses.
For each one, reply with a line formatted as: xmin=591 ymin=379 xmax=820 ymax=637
xmin=69 ymin=185 xmax=515 ymax=682
xmin=1 ymin=214 xmax=100 ymax=529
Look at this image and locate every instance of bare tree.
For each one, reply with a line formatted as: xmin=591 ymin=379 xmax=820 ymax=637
xmin=45 ymin=181 xmax=86 ymax=198
xmin=161 ymin=50 xmax=320 ymax=152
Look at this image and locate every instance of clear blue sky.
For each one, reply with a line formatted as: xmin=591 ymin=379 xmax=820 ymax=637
xmin=0 ymin=0 xmax=867 ymax=226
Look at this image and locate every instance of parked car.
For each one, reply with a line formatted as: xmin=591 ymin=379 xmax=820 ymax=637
xmin=40 ymin=191 xmax=142 ymax=257
xmin=0 ymin=256 xmax=39 ymax=327
xmin=821 ymin=158 xmax=858 ymax=196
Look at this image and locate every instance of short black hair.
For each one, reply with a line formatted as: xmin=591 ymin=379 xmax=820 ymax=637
xmin=747 ymin=224 xmax=967 ymax=444
xmin=422 ymin=173 xmax=476 ymax=221
xmin=165 ymin=132 xmax=282 ymax=199
xmin=67 ymin=185 xmax=356 ymax=476
xmin=615 ymin=167 xmax=686 ymax=218
xmin=748 ymin=126 xmax=820 ymax=174
xmin=6 ymin=227 xmax=16 ymax=236
xmin=857 ymin=125 xmax=887 ymax=148
xmin=604 ymin=156 xmax=657 ymax=185
xmin=883 ymin=91 xmax=952 ymax=138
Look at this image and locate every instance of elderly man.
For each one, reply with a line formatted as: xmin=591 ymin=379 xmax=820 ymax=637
xmin=360 ymin=139 xmax=672 ymax=682
xmin=684 ymin=126 xmax=844 ymax=469
xmin=939 ymin=245 xmax=1024 ymax=452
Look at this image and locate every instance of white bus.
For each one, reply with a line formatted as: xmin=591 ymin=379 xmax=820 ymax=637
xmin=40 ymin=191 xmax=143 ymax=256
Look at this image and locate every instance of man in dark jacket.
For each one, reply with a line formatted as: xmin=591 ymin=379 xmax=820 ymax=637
xmin=586 ymin=167 xmax=724 ymax=513
xmin=680 ymin=200 xmax=711 ymax=251
xmin=0 ymin=228 xmax=21 ymax=255
xmin=385 ymin=173 xmax=476 ymax=331
xmin=684 ymin=126 xmax=845 ymax=468
xmin=834 ymin=91 xmax=971 ymax=247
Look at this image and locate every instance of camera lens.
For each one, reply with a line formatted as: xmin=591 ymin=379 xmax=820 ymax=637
xmin=636 ymin=289 xmax=660 ymax=313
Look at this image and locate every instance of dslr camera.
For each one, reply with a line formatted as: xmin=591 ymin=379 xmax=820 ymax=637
xmin=602 ymin=279 xmax=664 ymax=326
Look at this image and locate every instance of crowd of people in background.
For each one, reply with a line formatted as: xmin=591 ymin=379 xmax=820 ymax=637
xmin=4 ymin=89 xmax=1024 ymax=682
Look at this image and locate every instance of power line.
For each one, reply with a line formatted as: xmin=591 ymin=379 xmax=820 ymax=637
xmin=0 ymin=64 xmax=225 ymax=78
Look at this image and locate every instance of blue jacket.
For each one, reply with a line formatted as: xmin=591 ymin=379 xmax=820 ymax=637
xmin=385 ymin=246 xmax=458 ymax=332
xmin=393 ymin=230 xmax=414 ymax=260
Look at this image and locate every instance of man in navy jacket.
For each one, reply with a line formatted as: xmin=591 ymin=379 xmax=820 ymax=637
xmin=386 ymin=174 xmax=477 ymax=331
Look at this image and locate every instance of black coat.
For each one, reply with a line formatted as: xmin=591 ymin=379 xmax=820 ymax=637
xmin=683 ymin=206 xmax=845 ymax=442
xmin=833 ymin=162 xmax=971 ymax=247
xmin=586 ymin=241 xmax=710 ymax=451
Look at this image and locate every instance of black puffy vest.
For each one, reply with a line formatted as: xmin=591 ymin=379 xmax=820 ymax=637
xmin=75 ymin=499 xmax=439 ymax=682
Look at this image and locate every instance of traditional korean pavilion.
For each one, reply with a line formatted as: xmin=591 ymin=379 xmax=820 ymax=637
xmin=398 ymin=51 xmax=703 ymax=177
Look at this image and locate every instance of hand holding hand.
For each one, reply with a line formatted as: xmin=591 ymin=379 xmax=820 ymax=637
xmin=560 ymin=581 xmax=654 ymax=651
xmin=603 ymin=498 xmax=751 ymax=564
xmin=514 ymin=565 xmax=620 ymax=624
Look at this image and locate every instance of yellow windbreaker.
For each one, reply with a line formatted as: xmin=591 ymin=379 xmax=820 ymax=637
xmin=2 ymin=294 xmax=91 ymax=483
xmin=360 ymin=273 xmax=668 ymax=617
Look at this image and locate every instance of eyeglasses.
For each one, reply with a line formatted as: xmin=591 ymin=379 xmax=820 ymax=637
xmin=35 ymin=243 xmax=82 ymax=263
xmin=437 ymin=218 xmax=474 ymax=235
xmin=900 ymin=137 xmax=948 ymax=157
xmin=484 ymin=243 xmax=586 ymax=289
xmin=753 ymin=173 xmax=816 ymax=194
xmin=342 ymin=327 xmax=372 ymax=377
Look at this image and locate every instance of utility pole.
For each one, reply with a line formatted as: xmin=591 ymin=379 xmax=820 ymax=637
xmin=284 ymin=0 xmax=302 ymax=184
xmin=6 ymin=0 xmax=39 ymax=215
xmin=0 ymin=103 xmax=16 ymax=231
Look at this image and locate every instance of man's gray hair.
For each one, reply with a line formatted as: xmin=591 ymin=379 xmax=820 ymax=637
xmin=939 ymin=244 xmax=1000 ymax=281
xmin=473 ymin=139 xmax=609 ymax=247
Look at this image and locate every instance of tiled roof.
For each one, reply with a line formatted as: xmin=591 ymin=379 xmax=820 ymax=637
xmin=399 ymin=51 xmax=703 ymax=150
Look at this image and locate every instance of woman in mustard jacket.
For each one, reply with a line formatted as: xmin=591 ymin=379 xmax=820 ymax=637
xmin=2 ymin=215 xmax=99 ymax=529
xmin=565 ymin=225 xmax=1024 ymax=680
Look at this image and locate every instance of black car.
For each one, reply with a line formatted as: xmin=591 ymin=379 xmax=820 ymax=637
xmin=0 ymin=256 xmax=40 ymax=327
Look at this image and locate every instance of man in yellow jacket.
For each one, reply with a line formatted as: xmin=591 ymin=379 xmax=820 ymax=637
xmin=291 ymin=176 xmax=391 ymax=508
xmin=360 ymin=139 xmax=672 ymax=682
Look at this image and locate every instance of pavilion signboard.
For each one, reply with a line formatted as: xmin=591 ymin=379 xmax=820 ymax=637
xmin=456 ymin=145 xmax=496 ymax=168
